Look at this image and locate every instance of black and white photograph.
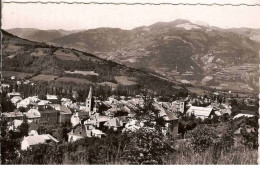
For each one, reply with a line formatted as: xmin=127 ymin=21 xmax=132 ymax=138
xmin=0 ymin=0 xmax=259 ymax=165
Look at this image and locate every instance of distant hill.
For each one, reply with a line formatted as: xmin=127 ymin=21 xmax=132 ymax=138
xmin=2 ymin=30 xmax=188 ymax=96
xmin=50 ymin=20 xmax=260 ymax=92
xmin=6 ymin=28 xmax=83 ymax=42
xmin=226 ymin=28 xmax=260 ymax=43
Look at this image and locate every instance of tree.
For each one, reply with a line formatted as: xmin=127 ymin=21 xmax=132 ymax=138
xmin=211 ymin=115 xmax=219 ymax=124
xmin=1 ymin=98 xmax=15 ymax=112
xmin=1 ymin=120 xmax=20 ymax=164
xmin=19 ymin=117 xmax=29 ymax=137
xmin=38 ymin=94 xmax=47 ymax=100
xmin=19 ymin=144 xmax=63 ymax=164
xmin=189 ymin=125 xmax=218 ymax=152
xmin=114 ymin=110 xmax=128 ymax=117
xmin=18 ymin=106 xmax=27 ymax=113
xmin=123 ymin=128 xmax=173 ymax=164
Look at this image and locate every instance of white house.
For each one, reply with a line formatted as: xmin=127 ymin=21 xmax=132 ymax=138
xmin=11 ymin=96 xmax=23 ymax=105
xmin=21 ymin=134 xmax=59 ymax=150
xmin=38 ymin=100 xmax=51 ymax=106
xmin=91 ymin=129 xmax=105 ymax=138
xmin=7 ymin=92 xmax=21 ymax=99
xmin=46 ymin=94 xmax=59 ymax=103
xmin=24 ymin=80 xmax=30 ymax=84
xmin=233 ymin=113 xmax=255 ymax=119
xmin=17 ymin=96 xmax=39 ymax=108
xmin=186 ymin=106 xmax=214 ymax=120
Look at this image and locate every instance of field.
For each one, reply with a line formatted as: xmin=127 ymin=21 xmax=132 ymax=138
xmin=6 ymin=45 xmax=22 ymax=52
xmin=114 ymin=76 xmax=138 ymax=85
xmin=30 ymin=48 xmax=49 ymax=57
xmin=167 ymin=147 xmax=258 ymax=165
xmin=55 ymin=77 xmax=92 ymax=84
xmin=98 ymin=82 xmax=118 ymax=88
xmin=2 ymin=71 xmax=33 ymax=79
xmin=65 ymin=70 xmax=99 ymax=76
xmin=53 ymin=49 xmax=80 ymax=61
xmin=31 ymin=74 xmax=58 ymax=81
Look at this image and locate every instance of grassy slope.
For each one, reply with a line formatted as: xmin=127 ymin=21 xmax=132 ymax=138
xmin=2 ymin=30 xmax=188 ymax=95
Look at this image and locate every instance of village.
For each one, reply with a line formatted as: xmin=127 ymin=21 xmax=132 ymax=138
xmin=1 ymin=74 xmax=258 ymax=155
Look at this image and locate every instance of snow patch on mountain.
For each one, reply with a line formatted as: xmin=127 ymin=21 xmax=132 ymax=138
xmin=176 ymin=23 xmax=201 ymax=30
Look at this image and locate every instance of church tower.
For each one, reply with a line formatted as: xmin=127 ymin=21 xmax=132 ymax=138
xmin=86 ymin=86 xmax=93 ymax=114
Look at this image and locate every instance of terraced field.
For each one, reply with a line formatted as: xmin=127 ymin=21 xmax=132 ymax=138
xmin=31 ymin=74 xmax=58 ymax=81
xmin=2 ymin=71 xmax=33 ymax=79
xmin=56 ymin=77 xmax=92 ymax=84
xmin=114 ymin=76 xmax=138 ymax=85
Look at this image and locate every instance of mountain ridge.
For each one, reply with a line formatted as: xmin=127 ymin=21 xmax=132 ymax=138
xmin=5 ymin=20 xmax=260 ymax=92
xmin=2 ymin=29 xmax=189 ymax=96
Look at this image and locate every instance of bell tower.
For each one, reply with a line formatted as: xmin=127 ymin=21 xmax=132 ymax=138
xmin=86 ymin=86 xmax=93 ymax=114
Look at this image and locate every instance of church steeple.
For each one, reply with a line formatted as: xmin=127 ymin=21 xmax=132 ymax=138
xmin=86 ymin=86 xmax=93 ymax=114
xmin=88 ymin=86 xmax=92 ymax=99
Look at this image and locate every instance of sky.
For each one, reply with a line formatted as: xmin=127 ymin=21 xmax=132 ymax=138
xmin=2 ymin=1 xmax=260 ymax=30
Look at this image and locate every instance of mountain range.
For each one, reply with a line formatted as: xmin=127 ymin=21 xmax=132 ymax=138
xmin=2 ymin=30 xmax=188 ymax=96
xmin=6 ymin=28 xmax=83 ymax=42
xmin=5 ymin=19 xmax=260 ymax=93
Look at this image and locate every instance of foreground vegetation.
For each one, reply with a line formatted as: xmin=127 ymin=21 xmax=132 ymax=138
xmin=1 ymin=115 xmax=258 ymax=165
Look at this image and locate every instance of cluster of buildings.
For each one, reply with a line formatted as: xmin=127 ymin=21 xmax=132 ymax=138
xmin=1 ymin=76 xmax=258 ymax=150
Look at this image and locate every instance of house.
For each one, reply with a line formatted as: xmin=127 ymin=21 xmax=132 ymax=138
xmin=21 ymin=134 xmax=59 ymax=150
xmin=233 ymin=113 xmax=256 ymax=119
xmin=25 ymin=105 xmax=58 ymax=126
xmin=51 ymin=104 xmax=73 ymax=124
xmin=25 ymin=108 xmax=41 ymax=124
xmin=8 ymin=120 xmax=39 ymax=133
xmin=91 ymin=129 xmax=105 ymax=138
xmin=68 ymin=124 xmax=87 ymax=142
xmin=164 ymin=109 xmax=179 ymax=139
xmin=17 ymin=96 xmax=39 ymax=109
xmin=59 ymin=105 xmax=73 ymax=124
xmin=104 ymin=117 xmax=124 ymax=131
xmin=78 ymin=111 xmax=90 ymax=120
xmin=24 ymin=80 xmax=30 ymax=85
xmin=46 ymin=94 xmax=59 ymax=104
xmin=220 ymin=108 xmax=232 ymax=115
xmin=17 ymin=98 xmax=31 ymax=108
xmin=61 ymin=98 xmax=72 ymax=106
xmin=186 ymin=106 xmax=215 ymax=120
xmin=67 ymin=124 xmax=105 ymax=142
xmin=155 ymin=103 xmax=179 ymax=139
xmin=38 ymin=100 xmax=51 ymax=106
xmin=28 ymin=96 xmax=40 ymax=103
xmin=11 ymin=96 xmax=23 ymax=105
xmin=8 ymin=119 xmax=23 ymax=131
xmin=2 ymin=111 xmax=24 ymax=122
xmin=7 ymin=92 xmax=21 ymax=99
xmin=38 ymin=105 xmax=59 ymax=126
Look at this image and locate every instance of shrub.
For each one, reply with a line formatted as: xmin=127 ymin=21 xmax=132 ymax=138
xmin=122 ymin=128 xmax=174 ymax=164
xmin=189 ymin=125 xmax=218 ymax=152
